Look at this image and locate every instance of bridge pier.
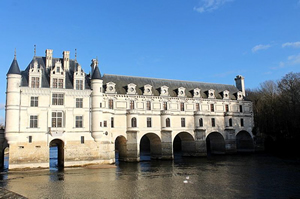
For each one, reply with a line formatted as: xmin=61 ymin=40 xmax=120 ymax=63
xmin=161 ymin=131 xmax=173 ymax=159
xmin=126 ymin=131 xmax=140 ymax=162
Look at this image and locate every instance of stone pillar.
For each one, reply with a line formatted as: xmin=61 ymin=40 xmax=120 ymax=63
xmin=98 ymin=141 xmax=115 ymax=164
xmin=225 ymin=129 xmax=237 ymax=154
xmin=194 ymin=130 xmax=207 ymax=156
xmin=161 ymin=131 xmax=173 ymax=159
xmin=126 ymin=131 xmax=139 ymax=162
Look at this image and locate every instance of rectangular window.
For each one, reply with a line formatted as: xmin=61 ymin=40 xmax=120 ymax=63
xmin=147 ymin=117 xmax=152 ymax=128
xmin=52 ymin=112 xmax=63 ymax=128
xmin=31 ymin=77 xmax=39 ymax=88
xmin=100 ymin=122 xmax=102 ymax=127
xmin=211 ymin=118 xmax=215 ymax=127
xmin=210 ymin=104 xmax=214 ymax=112
xmin=29 ymin=136 xmax=32 ymax=143
xmin=111 ymin=117 xmax=114 ymax=128
xmin=241 ymin=118 xmax=244 ymax=127
xmin=196 ymin=103 xmax=200 ymax=111
xmin=30 ymin=96 xmax=38 ymax=107
xmin=76 ymin=116 xmax=83 ymax=128
xmin=163 ymin=102 xmax=167 ymax=110
xmin=147 ymin=101 xmax=151 ymax=110
xmin=199 ymin=118 xmax=203 ymax=127
xmin=30 ymin=116 xmax=38 ymax=128
xmin=130 ymin=100 xmax=135 ymax=110
xmin=104 ymin=121 xmax=107 ymax=127
xmin=76 ymin=80 xmax=83 ymax=90
xmin=109 ymin=99 xmax=114 ymax=109
xmin=239 ymin=105 xmax=243 ymax=112
xmin=225 ymin=104 xmax=229 ymax=112
xmin=181 ymin=118 xmax=185 ymax=127
xmin=53 ymin=78 xmax=57 ymax=88
xmin=76 ymin=98 xmax=83 ymax=108
xmin=180 ymin=102 xmax=185 ymax=111
xmin=52 ymin=93 xmax=64 ymax=105
xmin=58 ymin=79 xmax=63 ymax=88
xmin=81 ymin=136 xmax=84 ymax=144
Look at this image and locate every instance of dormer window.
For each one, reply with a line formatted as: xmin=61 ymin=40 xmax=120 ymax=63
xmin=194 ymin=88 xmax=201 ymax=98
xmin=178 ymin=87 xmax=185 ymax=97
xmin=127 ymin=83 xmax=136 ymax=95
xmin=144 ymin=84 xmax=152 ymax=95
xmin=237 ymin=91 xmax=243 ymax=100
xmin=29 ymin=60 xmax=42 ymax=88
xmin=223 ymin=90 xmax=230 ymax=100
xmin=74 ymin=64 xmax=85 ymax=90
xmin=208 ymin=89 xmax=215 ymax=99
xmin=106 ymin=82 xmax=116 ymax=94
xmin=160 ymin=85 xmax=169 ymax=96
xmin=51 ymin=60 xmax=65 ymax=89
xmin=57 ymin=67 xmax=60 ymax=73
xmin=76 ymin=80 xmax=83 ymax=90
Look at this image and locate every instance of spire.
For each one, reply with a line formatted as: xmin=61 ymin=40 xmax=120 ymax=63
xmin=34 ymin=45 xmax=36 ymax=57
xmin=92 ymin=66 xmax=101 ymax=79
xmin=7 ymin=50 xmax=21 ymax=75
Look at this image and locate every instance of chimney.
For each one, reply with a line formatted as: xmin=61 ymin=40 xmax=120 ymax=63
xmin=45 ymin=49 xmax=53 ymax=69
xmin=63 ymin=51 xmax=70 ymax=71
xmin=235 ymin=75 xmax=245 ymax=96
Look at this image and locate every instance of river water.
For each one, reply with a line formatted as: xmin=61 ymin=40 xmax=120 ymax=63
xmin=1 ymin=153 xmax=300 ymax=199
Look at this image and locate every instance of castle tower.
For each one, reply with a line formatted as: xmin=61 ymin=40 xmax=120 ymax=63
xmin=5 ymin=52 xmax=21 ymax=144
xmin=235 ymin=75 xmax=245 ymax=96
xmin=90 ymin=64 xmax=104 ymax=142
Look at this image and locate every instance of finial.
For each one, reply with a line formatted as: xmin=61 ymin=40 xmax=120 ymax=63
xmin=75 ymin=48 xmax=77 ymax=62
xmin=34 ymin=45 xmax=36 ymax=57
xmin=14 ymin=48 xmax=16 ymax=60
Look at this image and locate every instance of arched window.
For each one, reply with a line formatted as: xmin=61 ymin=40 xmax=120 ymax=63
xmin=166 ymin=118 xmax=171 ymax=127
xmin=131 ymin=117 xmax=137 ymax=127
xmin=229 ymin=118 xmax=232 ymax=127
xmin=199 ymin=118 xmax=203 ymax=127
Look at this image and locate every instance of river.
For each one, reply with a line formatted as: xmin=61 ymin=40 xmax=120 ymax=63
xmin=1 ymin=153 xmax=300 ymax=198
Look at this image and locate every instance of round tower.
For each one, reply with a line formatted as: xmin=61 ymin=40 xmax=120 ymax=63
xmin=5 ymin=54 xmax=21 ymax=144
xmin=90 ymin=64 xmax=104 ymax=142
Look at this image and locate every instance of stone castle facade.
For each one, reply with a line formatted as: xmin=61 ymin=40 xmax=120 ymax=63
xmin=5 ymin=49 xmax=254 ymax=169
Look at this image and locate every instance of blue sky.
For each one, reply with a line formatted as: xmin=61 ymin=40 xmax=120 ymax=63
xmin=0 ymin=0 xmax=300 ymax=124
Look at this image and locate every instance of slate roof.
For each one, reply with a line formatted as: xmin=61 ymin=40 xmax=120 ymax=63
xmin=92 ymin=66 xmax=101 ymax=79
xmin=102 ymin=74 xmax=239 ymax=100
xmin=7 ymin=59 xmax=21 ymax=75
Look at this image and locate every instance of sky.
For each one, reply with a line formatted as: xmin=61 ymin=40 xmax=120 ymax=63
xmin=0 ymin=0 xmax=300 ymax=124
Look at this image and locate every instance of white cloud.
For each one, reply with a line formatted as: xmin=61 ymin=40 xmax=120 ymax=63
xmin=287 ymin=53 xmax=300 ymax=65
xmin=282 ymin=41 xmax=300 ymax=48
xmin=194 ymin=0 xmax=234 ymax=13
xmin=251 ymin=44 xmax=271 ymax=53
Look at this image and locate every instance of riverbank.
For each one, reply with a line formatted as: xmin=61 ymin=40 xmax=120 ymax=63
xmin=0 ymin=187 xmax=27 ymax=199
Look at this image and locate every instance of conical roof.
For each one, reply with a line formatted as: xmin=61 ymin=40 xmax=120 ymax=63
xmin=92 ymin=66 xmax=101 ymax=79
xmin=7 ymin=58 xmax=21 ymax=75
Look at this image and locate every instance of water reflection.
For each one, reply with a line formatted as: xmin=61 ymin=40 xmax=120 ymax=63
xmin=0 ymin=154 xmax=300 ymax=199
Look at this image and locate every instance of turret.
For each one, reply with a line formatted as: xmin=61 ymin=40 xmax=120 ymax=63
xmin=90 ymin=64 xmax=104 ymax=142
xmin=90 ymin=59 xmax=98 ymax=78
xmin=5 ymin=52 xmax=21 ymax=143
xmin=235 ymin=75 xmax=245 ymax=96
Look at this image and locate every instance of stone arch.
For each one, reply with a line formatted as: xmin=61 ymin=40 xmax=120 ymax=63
xmin=173 ymin=132 xmax=196 ymax=156
xmin=1 ymin=146 xmax=9 ymax=170
xmin=206 ymin=132 xmax=225 ymax=155
xmin=49 ymin=139 xmax=64 ymax=169
xmin=236 ymin=131 xmax=254 ymax=152
xmin=140 ymin=133 xmax=162 ymax=160
xmin=115 ymin=136 xmax=127 ymax=162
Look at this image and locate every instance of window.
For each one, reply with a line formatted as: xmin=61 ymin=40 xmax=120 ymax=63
xmin=31 ymin=77 xmax=39 ymax=88
xmin=58 ymin=79 xmax=63 ymax=88
xmin=29 ymin=136 xmax=32 ymax=143
xmin=100 ymin=103 xmax=102 ymax=108
xmin=180 ymin=102 xmax=185 ymax=111
xmin=30 ymin=116 xmax=38 ymax=128
xmin=76 ymin=98 xmax=83 ymax=108
xmin=52 ymin=78 xmax=64 ymax=88
xmin=100 ymin=122 xmax=102 ymax=127
xmin=30 ymin=96 xmax=38 ymax=107
xmin=81 ymin=136 xmax=84 ymax=144
xmin=130 ymin=100 xmax=135 ymax=110
xmin=163 ymin=102 xmax=167 ymax=110
xmin=225 ymin=104 xmax=229 ymax=112
xmin=196 ymin=103 xmax=200 ymax=111
xmin=166 ymin=118 xmax=171 ymax=127
xmin=104 ymin=121 xmax=107 ymax=127
xmin=52 ymin=112 xmax=63 ymax=128
xmin=76 ymin=116 xmax=83 ymax=128
xmin=131 ymin=117 xmax=137 ymax=127
xmin=111 ymin=117 xmax=114 ymax=128
xmin=53 ymin=78 xmax=57 ymax=88
xmin=241 ymin=118 xmax=244 ymax=127
xmin=181 ymin=118 xmax=185 ymax=127
xmin=76 ymin=80 xmax=83 ymax=90
xmin=211 ymin=118 xmax=215 ymax=127
xmin=239 ymin=105 xmax=243 ymax=112
xmin=147 ymin=117 xmax=152 ymax=128
xmin=210 ymin=104 xmax=214 ymax=112
xmin=109 ymin=99 xmax=114 ymax=109
xmin=146 ymin=101 xmax=151 ymax=110
xmin=229 ymin=118 xmax=232 ymax=127
xmin=52 ymin=93 xmax=64 ymax=105
xmin=56 ymin=67 xmax=60 ymax=73
xmin=199 ymin=118 xmax=203 ymax=127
